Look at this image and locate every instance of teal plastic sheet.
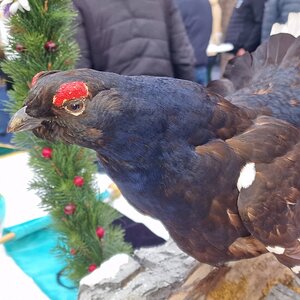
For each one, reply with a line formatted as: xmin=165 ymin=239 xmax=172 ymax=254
xmin=3 ymin=216 xmax=78 ymax=300
xmin=0 ymin=194 xmax=5 ymax=224
xmin=0 ymin=188 xmax=113 ymax=299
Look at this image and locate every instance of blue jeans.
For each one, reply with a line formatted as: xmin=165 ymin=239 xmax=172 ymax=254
xmin=0 ymin=85 xmax=12 ymax=143
xmin=195 ymin=66 xmax=208 ymax=86
xmin=0 ymin=86 xmax=9 ymax=133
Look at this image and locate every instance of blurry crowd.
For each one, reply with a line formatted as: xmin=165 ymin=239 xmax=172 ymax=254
xmin=1 ymin=0 xmax=300 ymax=139
xmin=224 ymin=0 xmax=300 ymax=56
xmin=72 ymin=0 xmax=300 ymax=84
xmin=73 ymin=0 xmax=214 ymax=85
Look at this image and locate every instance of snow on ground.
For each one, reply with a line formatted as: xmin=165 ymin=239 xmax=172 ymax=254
xmin=0 ymin=151 xmax=168 ymax=299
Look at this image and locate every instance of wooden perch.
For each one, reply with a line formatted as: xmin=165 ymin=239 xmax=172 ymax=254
xmin=169 ymin=253 xmax=300 ymax=300
xmin=0 ymin=232 xmax=15 ymax=244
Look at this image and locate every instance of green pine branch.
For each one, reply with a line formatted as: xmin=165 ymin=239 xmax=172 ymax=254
xmin=1 ymin=0 xmax=132 ymax=283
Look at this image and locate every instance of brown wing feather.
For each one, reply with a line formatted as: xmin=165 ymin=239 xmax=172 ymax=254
xmin=226 ymin=116 xmax=300 ymax=271
xmin=227 ymin=116 xmax=300 ymax=269
xmin=226 ymin=116 xmax=300 ymax=163
xmin=238 ymin=158 xmax=300 ymax=245
xmin=237 ymin=154 xmax=300 ymax=269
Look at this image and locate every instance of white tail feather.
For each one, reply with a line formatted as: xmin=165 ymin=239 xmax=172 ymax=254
xmin=271 ymin=13 xmax=300 ymax=38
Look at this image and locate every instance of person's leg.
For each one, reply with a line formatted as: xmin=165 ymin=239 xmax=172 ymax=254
xmin=0 ymin=85 xmax=10 ymax=138
xmin=195 ymin=66 xmax=208 ymax=86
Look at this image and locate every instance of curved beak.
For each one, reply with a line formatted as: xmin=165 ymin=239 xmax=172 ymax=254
xmin=7 ymin=106 xmax=45 ymax=133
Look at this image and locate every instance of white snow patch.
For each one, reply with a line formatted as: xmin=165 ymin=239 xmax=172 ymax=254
xmin=80 ymin=253 xmax=130 ymax=286
xmin=271 ymin=13 xmax=300 ymax=38
xmin=237 ymin=163 xmax=256 ymax=191
xmin=291 ymin=266 xmax=300 ymax=274
xmin=266 ymin=246 xmax=285 ymax=255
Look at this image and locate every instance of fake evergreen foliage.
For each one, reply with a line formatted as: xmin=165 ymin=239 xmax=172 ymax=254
xmin=1 ymin=0 xmax=132 ymax=283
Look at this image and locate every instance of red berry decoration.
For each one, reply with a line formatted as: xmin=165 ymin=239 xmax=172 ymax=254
xmin=96 ymin=226 xmax=105 ymax=239
xmin=73 ymin=176 xmax=84 ymax=187
xmin=64 ymin=203 xmax=76 ymax=215
xmin=44 ymin=40 xmax=58 ymax=53
xmin=70 ymin=248 xmax=76 ymax=255
xmin=41 ymin=147 xmax=52 ymax=159
xmin=15 ymin=43 xmax=25 ymax=53
xmin=88 ymin=264 xmax=97 ymax=273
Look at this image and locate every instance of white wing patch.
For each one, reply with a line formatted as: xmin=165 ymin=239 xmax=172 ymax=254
xmin=237 ymin=163 xmax=256 ymax=191
xmin=266 ymin=246 xmax=285 ymax=255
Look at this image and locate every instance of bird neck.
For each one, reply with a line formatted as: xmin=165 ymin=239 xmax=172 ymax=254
xmin=93 ymin=78 xmax=255 ymax=219
xmin=97 ymin=136 xmax=245 ymax=224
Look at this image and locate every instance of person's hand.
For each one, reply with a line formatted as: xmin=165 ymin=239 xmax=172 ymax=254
xmin=236 ymin=48 xmax=246 ymax=56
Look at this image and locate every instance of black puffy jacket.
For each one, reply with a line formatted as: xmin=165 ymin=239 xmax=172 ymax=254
xmin=225 ymin=0 xmax=267 ymax=54
xmin=175 ymin=0 xmax=212 ymax=67
xmin=73 ymin=0 xmax=196 ymax=81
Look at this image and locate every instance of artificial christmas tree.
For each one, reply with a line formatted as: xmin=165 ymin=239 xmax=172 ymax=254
xmin=0 ymin=0 xmax=131 ymax=284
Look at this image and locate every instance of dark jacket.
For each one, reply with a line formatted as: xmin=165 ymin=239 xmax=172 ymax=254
xmin=225 ymin=0 xmax=267 ymax=54
xmin=73 ymin=0 xmax=196 ymax=81
xmin=261 ymin=0 xmax=300 ymax=41
xmin=175 ymin=0 xmax=212 ymax=67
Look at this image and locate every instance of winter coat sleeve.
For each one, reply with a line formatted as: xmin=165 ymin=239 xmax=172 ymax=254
xmin=224 ymin=8 xmax=244 ymax=53
xmin=73 ymin=1 xmax=92 ymax=69
xmin=261 ymin=0 xmax=279 ymax=42
xmin=167 ymin=0 xmax=196 ymax=81
xmin=242 ymin=0 xmax=266 ymax=52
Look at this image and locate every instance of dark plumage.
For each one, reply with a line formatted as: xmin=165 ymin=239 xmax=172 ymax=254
xmin=8 ymin=33 xmax=300 ymax=273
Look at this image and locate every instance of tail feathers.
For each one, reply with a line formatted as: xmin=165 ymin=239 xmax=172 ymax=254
xmin=221 ymin=52 xmax=255 ymax=91
xmin=207 ymin=33 xmax=298 ymax=95
xmin=254 ymin=13 xmax=300 ymax=68
xmin=271 ymin=13 xmax=300 ymax=38
xmin=281 ymin=35 xmax=300 ymax=69
xmin=207 ymin=34 xmax=294 ymax=94
xmin=207 ymin=12 xmax=300 ymax=97
xmin=254 ymin=33 xmax=296 ymax=67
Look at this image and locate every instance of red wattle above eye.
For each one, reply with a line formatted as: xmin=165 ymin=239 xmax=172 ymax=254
xmin=52 ymin=81 xmax=89 ymax=107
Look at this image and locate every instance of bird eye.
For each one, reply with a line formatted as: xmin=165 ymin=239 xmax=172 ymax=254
xmin=64 ymin=100 xmax=85 ymax=116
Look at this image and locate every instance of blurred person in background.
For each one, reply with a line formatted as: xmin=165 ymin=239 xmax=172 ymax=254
xmin=175 ymin=0 xmax=212 ymax=85
xmin=73 ymin=0 xmax=196 ymax=81
xmin=0 ymin=13 xmax=11 ymax=140
xmin=224 ymin=0 xmax=267 ymax=56
xmin=261 ymin=0 xmax=300 ymax=41
xmin=209 ymin=0 xmax=223 ymax=45
xmin=0 ymin=44 xmax=8 ymax=137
